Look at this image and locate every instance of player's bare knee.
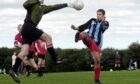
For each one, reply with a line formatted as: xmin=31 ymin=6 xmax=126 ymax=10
xmin=94 ymin=56 xmax=100 ymax=65
xmin=41 ymin=33 xmax=52 ymax=42
xmin=47 ymin=35 xmax=52 ymax=41
xmin=19 ymin=50 xmax=28 ymax=57
xmin=23 ymin=49 xmax=29 ymax=56
xmin=94 ymin=59 xmax=100 ymax=65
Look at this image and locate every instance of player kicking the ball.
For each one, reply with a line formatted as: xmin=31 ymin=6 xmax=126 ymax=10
xmin=71 ymin=9 xmax=109 ymax=84
xmin=9 ymin=0 xmax=84 ymax=83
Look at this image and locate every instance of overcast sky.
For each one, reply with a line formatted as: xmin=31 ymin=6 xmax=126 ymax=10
xmin=0 ymin=0 xmax=140 ymax=49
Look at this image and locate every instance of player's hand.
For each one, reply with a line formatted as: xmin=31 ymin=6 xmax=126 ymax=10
xmin=102 ymin=16 xmax=106 ymax=22
xmin=71 ymin=25 xmax=78 ymax=30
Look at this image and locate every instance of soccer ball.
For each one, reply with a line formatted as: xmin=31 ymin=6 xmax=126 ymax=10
xmin=110 ymin=69 xmax=113 ymax=72
xmin=73 ymin=0 xmax=84 ymax=10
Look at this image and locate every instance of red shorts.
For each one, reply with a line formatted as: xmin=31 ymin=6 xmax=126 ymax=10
xmin=81 ymin=33 xmax=101 ymax=53
xmin=89 ymin=37 xmax=101 ymax=52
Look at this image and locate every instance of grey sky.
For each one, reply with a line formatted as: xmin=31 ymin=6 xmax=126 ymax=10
xmin=0 ymin=0 xmax=140 ymax=49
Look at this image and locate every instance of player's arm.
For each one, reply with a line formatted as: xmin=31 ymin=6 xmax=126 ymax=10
xmin=42 ymin=4 xmax=68 ymax=14
xmin=23 ymin=0 xmax=39 ymax=9
xmin=71 ymin=18 xmax=94 ymax=32
xmin=35 ymin=41 xmax=40 ymax=53
xmin=14 ymin=36 xmax=22 ymax=48
xmin=44 ymin=42 xmax=47 ymax=50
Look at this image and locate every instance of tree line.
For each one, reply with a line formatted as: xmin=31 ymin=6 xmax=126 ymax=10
xmin=0 ymin=41 xmax=139 ymax=73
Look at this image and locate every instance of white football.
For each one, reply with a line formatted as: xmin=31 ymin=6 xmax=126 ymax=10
xmin=74 ymin=0 xmax=84 ymax=10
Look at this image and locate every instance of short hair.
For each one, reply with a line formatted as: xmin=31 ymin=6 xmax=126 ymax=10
xmin=97 ymin=9 xmax=105 ymax=15
xmin=17 ymin=24 xmax=22 ymax=28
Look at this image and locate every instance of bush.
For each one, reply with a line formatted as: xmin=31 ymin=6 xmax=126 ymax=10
xmin=0 ymin=41 xmax=140 ymax=72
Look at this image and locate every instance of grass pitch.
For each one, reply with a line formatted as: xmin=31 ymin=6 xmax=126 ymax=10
xmin=0 ymin=70 xmax=140 ymax=84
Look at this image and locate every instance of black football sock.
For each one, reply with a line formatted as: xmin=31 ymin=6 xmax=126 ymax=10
xmin=13 ymin=57 xmax=22 ymax=74
xmin=47 ymin=46 xmax=57 ymax=63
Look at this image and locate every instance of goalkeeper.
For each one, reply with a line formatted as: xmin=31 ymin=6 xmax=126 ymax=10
xmin=9 ymin=0 xmax=84 ymax=83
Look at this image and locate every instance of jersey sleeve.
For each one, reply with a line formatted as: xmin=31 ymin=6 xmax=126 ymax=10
xmin=78 ymin=18 xmax=95 ymax=32
xmin=42 ymin=3 xmax=67 ymax=14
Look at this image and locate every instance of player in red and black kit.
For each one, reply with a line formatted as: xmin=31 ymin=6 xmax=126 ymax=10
xmin=114 ymin=51 xmax=121 ymax=71
xmin=71 ymin=9 xmax=109 ymax=84
xmin=24 ymin=40 xmax=47 ymax=77
xmin=25 ymin=39 xmax=48 ymax=77
xmin=23 ymin=42 xmax=36 ymax=77
xmin=35 ymin=39 xmax=47 ymax=77
xmin=26 ymin=39 xmax=48 ymax=77
xmin=14 ymin=24 xmax=23 ymax=47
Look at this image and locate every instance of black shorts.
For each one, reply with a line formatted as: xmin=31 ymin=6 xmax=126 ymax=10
xmin=38 ymin=54 xmax=46 ymax=59
xmin=27 ymin=51 xmax=35 ymax=59
xmin=21 ymin=22 xmax=43 ymax=45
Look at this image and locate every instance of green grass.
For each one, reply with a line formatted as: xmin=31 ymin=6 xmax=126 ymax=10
xmin=0 ymin=70 xmax=140 ymax=84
